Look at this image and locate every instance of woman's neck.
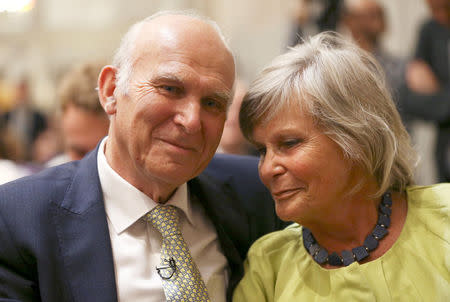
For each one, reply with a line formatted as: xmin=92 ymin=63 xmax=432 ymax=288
xmin=303 ymin=183 xmax=381 ymax=253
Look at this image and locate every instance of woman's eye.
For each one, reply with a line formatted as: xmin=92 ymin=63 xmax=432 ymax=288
xmin=256 ymin=147 xmax=267 ymax=156
xmin=282 ymin=139 xmax=301 ymax=148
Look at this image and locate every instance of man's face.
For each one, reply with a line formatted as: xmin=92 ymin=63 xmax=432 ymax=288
xmin=350 ymin=0 xmax=386 ymax=42
xmin=427 ymin=0 xmax=450 ymax=27
xmin=62 ymin=104 xmax=109 ymax=160
xmin=106 ymin=16 xmax=235 ymax=200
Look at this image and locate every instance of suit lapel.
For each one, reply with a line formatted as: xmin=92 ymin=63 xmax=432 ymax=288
xmin=53 ymin=149 xmax=118 ymax=302
xmin=189 ymin=172 xmax=248 ymax=301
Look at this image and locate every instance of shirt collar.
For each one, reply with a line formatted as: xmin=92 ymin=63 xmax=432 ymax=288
xmin=97 ymin=137 xmax=195 ymax=234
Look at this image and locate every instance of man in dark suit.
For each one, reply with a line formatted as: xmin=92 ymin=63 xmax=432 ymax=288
xmin=1 ymin=79 xmax=47 ymax=161
xmin=0 ymin=11 xmax=286 ymax=302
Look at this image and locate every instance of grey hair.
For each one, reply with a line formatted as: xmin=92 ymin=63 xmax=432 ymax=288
xmin=240 ymin=32 xmax=417 ymax=197
xmin=112 ymin=10 xmax=232 ymax=97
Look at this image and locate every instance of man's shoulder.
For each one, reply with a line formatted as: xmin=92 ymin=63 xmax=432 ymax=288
xmin=208 ymin=152 xmax=259 ymax=166
xmin=0 ymin=161 xmax=79 ymax=210
xmin=204 ymin=153 xmax=259 ymax=179
xmin=419 ymin=19 xmax=447 ymax=37
xmin=200 ymin=153 xmax=264 ymax=196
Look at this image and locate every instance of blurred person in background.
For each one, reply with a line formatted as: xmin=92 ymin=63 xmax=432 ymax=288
xmin=218 ymin=80 xmax=256 ymax=155
xmin=0 ymin=119 xmax=31 ymax=184
xmin=46 ymin=61 xmax=109 ymax=166
xmin=402 ymin=0 xmax=450 ymax=182
xmin=31 ymin=116 xmax=64 ymax=165
xmin=341 ymin=0 xmax=406 ymax=100
xmin=0 ymin=73 xmax=15 ymax=113
xmin=0 ymin=78 xmax=47 ymax=161
xmin=288 ymin=0 xmax=343 ymax=47
xmin=233 ymin=32 xmax=449 ymax=301
xmin=0 ymin=11 xmax=286 ymax=302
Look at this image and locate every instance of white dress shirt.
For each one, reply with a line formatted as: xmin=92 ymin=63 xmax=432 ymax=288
xmin=97 ymin=138 xmax=228 ymax=302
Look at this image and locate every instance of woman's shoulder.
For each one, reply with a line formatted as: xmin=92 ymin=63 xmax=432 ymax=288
xmin=407 ymin=183 xmax=450 ymax=211
xmin=405 ymin=183 xmax=449 ymax=244
xmin=247 ymin=223 xmax=303 ymax=257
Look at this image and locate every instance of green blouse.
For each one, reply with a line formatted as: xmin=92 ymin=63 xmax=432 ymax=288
xmin=233 ymin=184 xmax=450 ymax=302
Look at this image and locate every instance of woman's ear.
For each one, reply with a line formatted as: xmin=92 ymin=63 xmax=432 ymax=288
xmin=98 ymin=65 xmax=117 ymax=115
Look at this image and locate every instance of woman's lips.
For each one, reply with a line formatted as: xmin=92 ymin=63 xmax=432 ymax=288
xmin=271 ymin=188 xmax=303 ymax=200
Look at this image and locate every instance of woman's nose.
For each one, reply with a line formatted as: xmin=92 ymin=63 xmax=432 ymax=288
xmin=259 ymin=150 xmax=286 ymax=185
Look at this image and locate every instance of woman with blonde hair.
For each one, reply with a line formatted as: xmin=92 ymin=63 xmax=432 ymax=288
xmin=233 ymin=32 xmax=449 ymax=301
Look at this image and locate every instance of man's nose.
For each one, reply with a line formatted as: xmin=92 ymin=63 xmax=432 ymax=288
xmin=173 ymin=99 xmax=202 ymax=134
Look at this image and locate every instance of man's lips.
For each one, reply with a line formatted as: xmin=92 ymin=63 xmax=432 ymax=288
xmin=159 ymin=138 xmax=198 ymax=151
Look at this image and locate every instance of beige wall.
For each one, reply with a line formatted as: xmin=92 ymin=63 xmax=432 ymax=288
xmin=0 ymin=0 xmax=430 ymax=111
xmin=378 ymin=0 xmax=429 ymax=57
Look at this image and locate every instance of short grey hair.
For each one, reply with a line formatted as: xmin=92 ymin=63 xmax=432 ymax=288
xmin=112 ymin=10 xmax=232 ymax=97
xmin=240 ymin=32 xmax=417 ymax=197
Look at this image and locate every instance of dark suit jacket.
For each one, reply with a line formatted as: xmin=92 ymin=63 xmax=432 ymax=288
xmin=0 ymin=147 xmax=287 ymax=302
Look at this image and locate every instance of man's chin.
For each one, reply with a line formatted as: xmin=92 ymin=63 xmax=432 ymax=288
xmin=144 ymin=160 xmax=197 ymax=182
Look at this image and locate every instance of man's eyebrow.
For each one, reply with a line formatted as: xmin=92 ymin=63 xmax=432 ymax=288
xmin=209 ymin=91 xmax=232 ymax=106
xmin=149 ymin=74 xmax=183 ymax=84
xmin=150 ymin=73 xmax=231 ymax=105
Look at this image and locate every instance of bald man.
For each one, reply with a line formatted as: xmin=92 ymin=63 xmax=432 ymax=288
xmin=342 ymin=0 xmax=406 ymax=97
xmin=0 ymin=11 xmax=286 ymax=302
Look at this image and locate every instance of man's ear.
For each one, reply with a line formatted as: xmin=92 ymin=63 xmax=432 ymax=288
xmin=98 ymin=65 xmax=117 ymax=115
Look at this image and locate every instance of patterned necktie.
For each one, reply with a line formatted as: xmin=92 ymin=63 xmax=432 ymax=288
xmin=144 ymin=205 xmax=210 ymax=302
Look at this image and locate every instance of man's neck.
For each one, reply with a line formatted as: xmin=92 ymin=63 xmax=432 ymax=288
xmin=103 ymin=138 xmax=179 ymax=203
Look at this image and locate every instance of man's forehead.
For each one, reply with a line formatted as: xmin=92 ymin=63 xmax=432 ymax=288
xmin=133 ymin=16 xmax=231 ymax=59
xmin=131 ymin=29 xmax=233 ymax=83
xmin=135 ymin=15 xmax=219 ymax=49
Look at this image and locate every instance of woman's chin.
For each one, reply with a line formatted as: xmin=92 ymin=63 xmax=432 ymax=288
xmin=274 ymin=193 xmax=308 ymax=223
xmin=275 ymin=203 xmax=299 ymax=223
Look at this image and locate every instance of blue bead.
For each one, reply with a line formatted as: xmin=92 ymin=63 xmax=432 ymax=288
xmin=352 ymin=246 xmax=369 ymax=261
xmin=302 ymin=228 xmax=314 ymax=248
xmin=314 ymin=247 xmax=328 ymax=264
xmin=342 ymin=250 xmax=355 ymax=266
xmin=328 ymin=252 xmax=343 ymax=266
xmin=377 ymin=214 xmax=391 ymax=227
xmin=364 ymin=234 xmax=379 ymax=251
xmin=372 ymin=225 xmax=388 ymax=240
xmin=308 ymin=243 xmax=320 ymax=256
xmin=379 ymin=204 xmax=392 ymax=216
xmin=382 ymin=192 xmax=392 ymax=206
xmin=302 ymin=191 xmax=393 ymax=267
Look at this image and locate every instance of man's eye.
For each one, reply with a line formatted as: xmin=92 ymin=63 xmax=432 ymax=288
xmin=160 ymin=85 xmax=181 ymax=94
xmin=203 ymin=99 xmax=225 ymax=112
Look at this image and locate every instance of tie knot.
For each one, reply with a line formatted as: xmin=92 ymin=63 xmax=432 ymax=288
xmin=144 ymin=205 xmax=180 ymax=237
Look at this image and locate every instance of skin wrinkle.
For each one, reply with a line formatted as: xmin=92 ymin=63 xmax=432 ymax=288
xmin=253 ymin=104 xmax=407 ymax=265
xmin=99 ymin=15 xmax=235 ymax=202
xmin=239 ymin=33 xmax=413 ymax=269
xmin=253 ymin=106 xmax=381 ymax=251
xmin=133 ymin=66 xmax=232 ymax=111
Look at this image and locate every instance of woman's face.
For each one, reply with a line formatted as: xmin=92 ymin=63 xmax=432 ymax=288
xmin=252 ymin=106 xmax=360 ymax=224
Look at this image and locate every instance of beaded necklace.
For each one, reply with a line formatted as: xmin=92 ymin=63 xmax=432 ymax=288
xmin=302 ymin=192 xmax=392 ymax=266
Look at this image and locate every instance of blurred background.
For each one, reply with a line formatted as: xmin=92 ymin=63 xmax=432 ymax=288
xmin=0 ymin=0 xmax=447 ymax=185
